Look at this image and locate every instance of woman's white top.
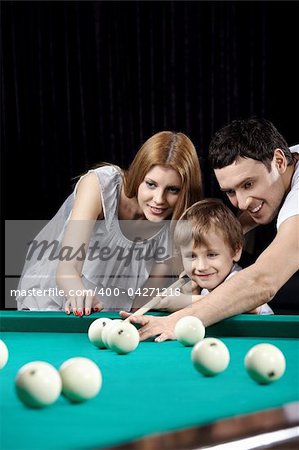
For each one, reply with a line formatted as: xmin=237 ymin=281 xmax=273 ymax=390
xmin=16 ymin=166 xmax=171 ymax=311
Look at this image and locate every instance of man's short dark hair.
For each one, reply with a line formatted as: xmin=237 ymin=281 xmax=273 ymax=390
xmin=209 ymin=118 xmax=292 ymax=170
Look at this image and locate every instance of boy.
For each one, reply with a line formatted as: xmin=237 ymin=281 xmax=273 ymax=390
xmin=162 ymin=199 xmax=272 ymax=314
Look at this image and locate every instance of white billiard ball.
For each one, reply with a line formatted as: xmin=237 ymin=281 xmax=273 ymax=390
xmin=88 ymin=317 xmax=112 ymax=348
xmin=101 ymin=319 xmax=123 ymax=348
xmin=59 ymin=357 xmax=102 ymax=402
xmin=174 ymin=316 xmax=205 ymax=346
xmin=191 ymin=338 xmax=230 ymax=376
xmin=245 ymin=343 xmax=286 ymax=384
xmin=15 ymin=361 xmax=62 ymax=408
xmin=0 ymin=339 xmax=9 ymax=369
xmin=108 ymin=322 xmax=139 ymax=354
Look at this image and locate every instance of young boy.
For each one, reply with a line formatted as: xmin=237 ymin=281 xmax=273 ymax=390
xmin=166 ymin=199 xmax=273 ymax=314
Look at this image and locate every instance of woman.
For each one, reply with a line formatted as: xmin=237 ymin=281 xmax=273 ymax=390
xmin=16 ymin=131 xmax=203 ymax=315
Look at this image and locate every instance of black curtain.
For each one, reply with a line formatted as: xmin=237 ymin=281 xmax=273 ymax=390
xmin=2 ymin=1 xmax=298 ymax=220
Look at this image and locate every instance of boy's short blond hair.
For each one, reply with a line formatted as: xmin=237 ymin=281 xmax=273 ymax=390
xmin=174 ymin=199 xmax=244 ymax=254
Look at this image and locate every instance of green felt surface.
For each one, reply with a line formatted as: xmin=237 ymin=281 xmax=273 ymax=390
xmin=0 ymin=312 xmax=299 ymax=450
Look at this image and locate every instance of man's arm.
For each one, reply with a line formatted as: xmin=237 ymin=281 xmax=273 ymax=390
xmin=127 ymin=215 xmax=298 ymax=341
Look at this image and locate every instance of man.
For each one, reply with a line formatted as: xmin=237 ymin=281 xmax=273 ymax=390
xmin=120 ymin=118 xmax=299 ymax=341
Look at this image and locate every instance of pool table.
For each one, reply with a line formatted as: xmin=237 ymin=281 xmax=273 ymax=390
xmin=0 ymin=311 xmax=299 ymax=450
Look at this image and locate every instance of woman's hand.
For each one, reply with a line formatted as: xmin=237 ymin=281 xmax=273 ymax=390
xmin=64 ymin=294 xmax=103 ymax=316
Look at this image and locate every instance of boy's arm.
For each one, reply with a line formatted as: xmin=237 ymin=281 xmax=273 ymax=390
xmin=127 ymin=215 xmax=298 ymax=341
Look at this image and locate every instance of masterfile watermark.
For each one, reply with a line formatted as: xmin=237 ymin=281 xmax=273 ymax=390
xmin=5 ymin=219 xmax=183 ymax=274
xmin=26 ymin=237 xmax=169 ymax=266
xmin=5 ymin=219 xmax=192 ymax=309
xmin=10 ymin=287 xmax=68 ymax=298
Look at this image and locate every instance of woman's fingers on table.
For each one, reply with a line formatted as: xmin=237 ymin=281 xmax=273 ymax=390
xmin=92 ymin=300 xmax=103 ymax=314
xmin=64 ymin=297 xmax=82 ymax=315
xmin=71 ymin=296 xmax=85 ymax=316
xmin=64 ymin=299 xmax=71 ymax=315
xmin=84 ymin=295 xmax=103 ymax=315
xmin=82 ymin=294 xmax=93 ymax=316
xmin=64 ymin=295 xmax=102 ymax=316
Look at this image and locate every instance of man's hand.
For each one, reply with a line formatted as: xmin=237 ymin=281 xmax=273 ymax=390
xmin=119 ymin=311 xmax=176 ymax=342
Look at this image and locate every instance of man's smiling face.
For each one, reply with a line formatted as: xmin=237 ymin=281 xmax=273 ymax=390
xmin=214 ymin=155 xmax=286 ymax=225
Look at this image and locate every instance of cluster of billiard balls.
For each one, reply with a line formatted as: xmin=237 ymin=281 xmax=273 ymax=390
xmin=16 ymin=357 xmax=102 ymax=408
xmin=87 ymin=318 xmax=140 ymax=354
xmin=174 ymin=316 xmax=286 ymax=384
xmin=0 ymin=336 xmax=102 ymax=408
xmin=0 ymin=319 xmax=139 ymax=409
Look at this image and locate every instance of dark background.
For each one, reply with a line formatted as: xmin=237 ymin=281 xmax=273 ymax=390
xmin=2 ymin=1 xmax=298 ymax=311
